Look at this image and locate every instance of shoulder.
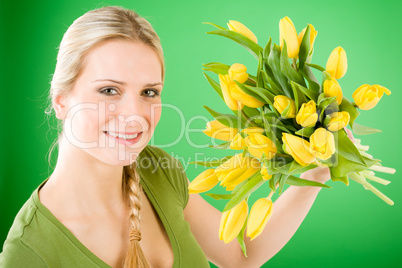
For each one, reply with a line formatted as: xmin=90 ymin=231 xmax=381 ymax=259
xmin=1 ymin=195 xmax=47 ymax=267
xmin=137 ymin=145 xmax=190 ymax=208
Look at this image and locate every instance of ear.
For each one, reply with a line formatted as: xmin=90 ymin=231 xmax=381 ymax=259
xmin=53 ymin=94 xmax=69 ymax=120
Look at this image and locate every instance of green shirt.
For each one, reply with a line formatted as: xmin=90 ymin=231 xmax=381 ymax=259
xmin=0 ymin=145 xmax=210 ymax=268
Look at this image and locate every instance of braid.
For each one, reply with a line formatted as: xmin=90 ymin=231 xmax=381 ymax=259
xmin=122 ymin=161 xmax=151 ymax=268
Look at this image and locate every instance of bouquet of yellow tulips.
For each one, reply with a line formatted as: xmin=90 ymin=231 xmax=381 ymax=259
xmin=188 ymin=17 xmax=395 ymax=256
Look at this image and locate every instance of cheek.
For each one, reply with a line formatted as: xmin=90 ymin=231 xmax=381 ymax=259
xmin=64 ymin=107 xmax=101 ymax=148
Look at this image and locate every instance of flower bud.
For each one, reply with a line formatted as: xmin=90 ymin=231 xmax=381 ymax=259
xmin=279 ymin=16 xmax=299 ymax=58
xmin=244 ymin=133 xmax=277 ymax=160
xmin=296 ymin=100 xmax=318 ymax=128
xmin=188 ymin=169 xmax=219 ymax=194
xmin=219 ymin=199 xmax=248 ymax=244
xmin=227 ymin=20 xmax=258 ymax=43
xmin=231 ymin=84 xmax=264 ymax=108
xmin=326 ymin=46 xmax=347 ymax=79
xmin=352 ymin=84 xmax=391 ymax=110
xmin=219 ymin=74 xmax=244 ymax=111
xmin=215 ymin=153 xmax=260 ymax=191
xmin=228 ymin=63 xmax=249 ymax=83
xmin=309 ymin=128 xmax=336 ymax=160
xmin=274 ymin=95 xmax=297 ymax=118
xmin=282 ymin=133 xmax=316 ymax=166
xmin=323 ymin=78 xmax=343 ymax=105
xmin=203 ymin=120 xmax=238 ymax=141
xmin=325 ymin=111 xmax=350 ymax=132
xmin=246 ymin=198 xmax=273 ymax=241
xmin=229 ymin=133 xmax=245 ymax=150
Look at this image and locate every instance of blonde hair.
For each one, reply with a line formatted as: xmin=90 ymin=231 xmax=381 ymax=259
xmin=45 ymin=5 xmax=165 ymax=268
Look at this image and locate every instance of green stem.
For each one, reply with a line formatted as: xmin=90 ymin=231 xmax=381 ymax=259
xmin=241 ymin=109 xmax=259 ymax=128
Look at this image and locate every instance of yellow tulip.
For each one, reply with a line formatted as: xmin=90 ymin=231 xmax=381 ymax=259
xmin=352 ymin=84 xmax=391 ymax=110
xmin=242 ymin=127 xmax=265 ymax=135
xmin=273 ymin=95 xmax=297 ymax=118
xmin=229 ymin=133 xmax=245 ymax=150
xmin=227 ymin=20 xmax=258 ymax=43
xmin=215 ymin=153 xmax=260 ymax=190
xmin=282 ymin=133 xmax=316 ymax=166
xmin=326 ymin=46 xmax=347 ymax=79
xmin=203 ymin=120 xmax=238 ymax=141
xmin=296 ymin=100 xmax=318 ymax=128
xmin=326 ymin=111 xmax=350 ymax=132
xmin=188 ymin=169 xmax=219 ymax=194
xmin=309 ymin=128 xmax=336 ymax=160
xmin=246 ymin=198 xmax=273 ymax=241
xmin=260 ymin=163 xmax=272 ymax=181
xmin=244 ymin=133 xmax=277 ymax=160
xmin=231 ymin=84 xmax=264 ymax=108
xmin=219 ymin=199 xmax=248 ymax=244
xmin=279 ymin=16 xmax=299 ymax=58
xmin=323 ymin=78 xmax=343 ymax=105
xmin=297 ymin=24 xmax=317 ymax=55
xmin=228 ymin=63 xmax=249 ymax=83
xmin=219 ymin=74 xmax=244 ymax=111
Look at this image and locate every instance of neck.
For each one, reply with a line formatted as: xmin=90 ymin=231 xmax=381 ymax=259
xmin=43 ymin=135 xmax=129 ymax=216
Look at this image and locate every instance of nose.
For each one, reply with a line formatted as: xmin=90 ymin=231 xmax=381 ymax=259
xmin=116 ymin=96 xmax=150 ymax=133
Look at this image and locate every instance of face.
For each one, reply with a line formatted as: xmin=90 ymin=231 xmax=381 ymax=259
xmin=54 ymin=39 xmax=163 ymax=166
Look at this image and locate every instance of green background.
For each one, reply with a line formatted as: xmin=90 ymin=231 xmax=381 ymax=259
xmin=1 ymin=0 xmax=401 ymax=267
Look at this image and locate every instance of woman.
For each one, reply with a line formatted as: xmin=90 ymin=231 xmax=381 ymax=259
xmin=0 ymin=5 xmax=342 ymax=268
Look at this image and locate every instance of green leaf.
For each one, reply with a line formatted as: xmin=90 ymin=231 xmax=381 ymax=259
xmin=223 ymin=173 xmax=265 ymax=212
xmin=257 ymin=51 xmax=265 ymax=88
xmin=352 ymin=122 xmax=382 ymax=135
xmin=299 ymin=64 xmax=321 ymax=92
xmin=190 ymin=155 xmax=233 ymax=167
xmin=205 ymin=193 xmax=234 ymax=200
xmin=263 ymin=37 xmax=272 ymax=61
xmin=268 ymin=43 xmax=293 ymax=98
xmin=290 ymin=81 xmax=308 ymax=112
xmin=280 ymin=40 xmax=306 ymax=87
xmin=235 ymin=81 xmax=275 ymax=106
xmin=329 ymin=167 xmax=349 ymax=186
xmin=335 ymin=129 xmax=366 ymax=165
xmin=262 ymin=69 xmax=284 ymax=95
xmin=269 ymin=173 xmax=281 ymax=192
xmin=305 ymin=62 xmax=326 ymax=72
xmin=208 ymin=140 xmax=232 ymax=149
xmin=202 ymin=62 xmax=230 ymax=75
xmin=206 ymin=29 xmax=263 ymax=59
xmin=285 ymin=175 xmax=332 ymax=188
xmin=236 ymin=213 xmax=248 ymax=257
xmin=317 ymin=93 xmax=326 ymax=106
xmin=278 ymin=174 xmax=289 ymax=194
xmin=338 ymin=97 xmax=360 ymax=130
xmin=298 ymin=24 xmax=311 ymax=69
xmin=290 ymin=81 xmax=319 ymax=102
xmin=203 ymin=106 xmax=245 ymax=129
xmin=261 ymin=113 xmax=283 ymax=152
xmin=318 ymin=96 xmax=338 ymax=122
xmin=203 ymin=72 xmax=224 ymax=100
xmin=331 ymin=153 xmax=381 ymax=177
xmin=295 ymin=127 xmax=315 ymax=138
xmin=202 ymin=22 xmax=226 ymax=30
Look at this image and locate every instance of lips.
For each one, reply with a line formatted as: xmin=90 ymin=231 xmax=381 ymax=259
xmin=103 ymin=131 xmax=143 ymax=145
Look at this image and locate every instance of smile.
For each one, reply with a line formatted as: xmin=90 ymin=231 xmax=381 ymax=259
xmin=103 ymin=131 xmax=143 ymax=145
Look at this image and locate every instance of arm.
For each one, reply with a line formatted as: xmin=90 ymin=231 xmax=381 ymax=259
xmin=184 ymin=167 xmax=331 ymax=268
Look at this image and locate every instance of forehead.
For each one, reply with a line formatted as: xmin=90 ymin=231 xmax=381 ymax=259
xmin=79 ymin=39 xmax=162 ymax=85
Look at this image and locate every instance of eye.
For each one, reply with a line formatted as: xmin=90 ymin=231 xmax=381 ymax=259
xmin=142 ymin=88 xmax=160 ymax=98
xmin=99 ymin=87 xmax=119 ymax=96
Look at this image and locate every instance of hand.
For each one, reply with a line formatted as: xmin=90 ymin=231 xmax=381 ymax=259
xmin=300 ymin=166 xmax=331 ymax=184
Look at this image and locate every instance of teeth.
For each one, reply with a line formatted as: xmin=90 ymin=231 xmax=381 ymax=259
xmin=107 ymin=132 xmax=139 ymax=140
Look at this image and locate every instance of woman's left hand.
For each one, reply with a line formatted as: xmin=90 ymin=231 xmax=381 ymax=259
xmin=300 ymin=166 xmax=331 ymax=184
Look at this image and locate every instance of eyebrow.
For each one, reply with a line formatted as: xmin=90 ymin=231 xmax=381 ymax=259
xmin=92 ymin=79 xmax=163 ymax=87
